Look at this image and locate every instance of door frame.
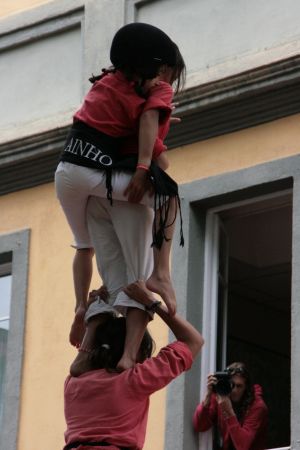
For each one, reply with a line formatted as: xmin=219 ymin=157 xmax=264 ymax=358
xmin=199 ymin=189 xmax=292 ymax=450
xmin=165 ymin=154 xmax=300 ymax=450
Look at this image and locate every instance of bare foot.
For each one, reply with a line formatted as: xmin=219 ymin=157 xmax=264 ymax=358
xmin=116 ymin=354 xmax=136 ymax=372
xmin=146 ymin=274 xmax=176 ymax=316
xmin=69 ymin=304 xmax=86 ymax=347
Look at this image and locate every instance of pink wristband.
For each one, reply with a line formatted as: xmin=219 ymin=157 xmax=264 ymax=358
xmin=136 ymin=164 xmax=150 ymax=171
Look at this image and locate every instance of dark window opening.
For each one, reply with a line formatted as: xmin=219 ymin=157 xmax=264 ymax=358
xmin=217 ymin=193 xmax=291 ymax=448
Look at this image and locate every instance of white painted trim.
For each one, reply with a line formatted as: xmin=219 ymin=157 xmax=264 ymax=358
xmin=201 ymin=212 xmax=219 ymax=390
xmin=266 ymin=447 xmax=290 ymax=450
xmin=186 ymin=39 xmax=300 ymax=89
xmin=208 ymin=189 xmax=293 ymax=215
xmin=199 ymin=212 xmax=220 ymax=450
xmin=0 ymin=316 xmax=9 ymax=323
xmin=125 ymin=0 xmax=156 ymax=22
xmin=219 ymin=219 xmax=229 ymax=369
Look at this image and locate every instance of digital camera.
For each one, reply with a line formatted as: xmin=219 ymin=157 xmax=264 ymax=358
xmin=212 ymin=371 xmax=232 ymax=396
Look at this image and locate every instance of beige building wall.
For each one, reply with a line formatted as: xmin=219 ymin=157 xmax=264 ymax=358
xmin=0 ymin=181 xmax=169 ymax=450
xmin=168 ymin=114 xmax=300 ymax=183
xmin=0 ymin=113 xmax=299 ymax=449
xmin=0 ymin=0 xmax=51 ymax=17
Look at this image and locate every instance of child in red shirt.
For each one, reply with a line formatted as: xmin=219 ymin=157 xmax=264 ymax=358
xmin=55 ymin=23 xmax=185 ymax=369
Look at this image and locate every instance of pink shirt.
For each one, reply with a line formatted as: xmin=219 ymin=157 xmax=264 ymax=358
xmin=64 ymin=341 xmax=193 ymax=450
xmin=74 ymin=71 xmax=173 ymax=159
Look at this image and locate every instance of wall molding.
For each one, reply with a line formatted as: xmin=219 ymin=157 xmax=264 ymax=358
xmin=166 ymin=54 xmax=300 ymax=147
xmin=1 ymin=54 xmax=300 ymax=195
xmin=125 ymin=0 xmax=159 ymax=22
xmin=0 ymin=7 xmax=83 ymax=52
xmin=0 ymin=126 xmax=69 ymax=195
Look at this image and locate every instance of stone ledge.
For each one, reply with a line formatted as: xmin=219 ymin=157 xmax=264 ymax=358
xmin=1 ymin=55 xmax=300 ymax=195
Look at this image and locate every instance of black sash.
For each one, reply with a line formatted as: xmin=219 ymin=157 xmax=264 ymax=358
xmin=59 ymin=121 xmax=184 ymax=248
xmin=60 ymin=121 xmax=123 ymax=171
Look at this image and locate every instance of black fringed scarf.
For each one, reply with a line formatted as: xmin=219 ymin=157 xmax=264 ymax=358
xmin=59 ymin=121 xmax=184 ymax=249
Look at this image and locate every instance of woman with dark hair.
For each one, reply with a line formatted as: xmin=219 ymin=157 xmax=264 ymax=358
xmin=193 ymin=362 xmax=268 ymax=450
xmin=63 ymin=281 xmax=204 ymax=450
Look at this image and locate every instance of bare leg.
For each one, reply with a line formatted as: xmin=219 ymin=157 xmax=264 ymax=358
xmin=70 ymin=248 xmax=94 ymax=347
xmin=146 ymin=197 xmax=177 ymax=316
xmin=116 ymin=307 xmax=149 ymax=372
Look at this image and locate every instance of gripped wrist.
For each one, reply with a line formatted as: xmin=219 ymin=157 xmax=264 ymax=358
xmin=145 ymin=300 xmax=161 ymax=312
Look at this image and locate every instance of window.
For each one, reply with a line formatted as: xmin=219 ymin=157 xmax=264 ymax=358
xmin=0 ymin=230 xmax=29 ymax=450
xmin=0 ymin=252 xmax=12 ymax=430
xmin=201 ymin=191 xmax=291 ymax=449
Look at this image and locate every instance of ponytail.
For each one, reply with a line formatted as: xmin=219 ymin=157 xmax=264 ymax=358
xmin=89 ymin=66 xmax=116 ymax=84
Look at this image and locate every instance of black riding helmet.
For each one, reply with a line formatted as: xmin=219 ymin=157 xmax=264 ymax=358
xmin=110 ymin=22 xmax=178 ymax=79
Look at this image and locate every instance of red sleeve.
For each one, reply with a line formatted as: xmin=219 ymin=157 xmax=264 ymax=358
xmin=127 ymin=341 xmax=193 ymax=396
xmin=193 ymin=395 xmax=218 ymax=432
xmin=226 ymin=402 xmax=268 ymax=450
xmin=143 ymin=82 xmax=173 ymax=124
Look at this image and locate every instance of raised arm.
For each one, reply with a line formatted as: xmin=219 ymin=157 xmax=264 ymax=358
xmin=124 ymin=280 xmax=204 ymax=357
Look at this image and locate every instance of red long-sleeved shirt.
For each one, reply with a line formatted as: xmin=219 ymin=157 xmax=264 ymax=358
xmin=74 ymin=71 xmax=173 ymax=159
xmin=193 ymin=385 xmax=268 ymax=450
xmin=64 ymin=342 xmax=193 ymax=450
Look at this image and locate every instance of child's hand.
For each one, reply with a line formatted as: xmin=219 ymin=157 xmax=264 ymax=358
xmin=170 ymin=102 xmax=181 ymax=124
xmin=87 ymin=285 xmax=109 ymax=306
xmin=124 ymin=169 xmax=150 ymax=203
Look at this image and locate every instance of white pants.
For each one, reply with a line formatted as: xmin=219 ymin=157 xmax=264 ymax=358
xmin=86 ymin=196 xmax=154 ymax=315
xmin=55 ymin=161 xmax=153 ymax=248
xmin=55 ymin=162 xmax=154 ymax=314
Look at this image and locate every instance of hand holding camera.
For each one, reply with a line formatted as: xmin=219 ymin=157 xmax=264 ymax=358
xmin=212 ymin=371 xmax=233 ymax=396
xmin=208 ymin=371 xmax=235 ymax=418
xmin=203 ymin=372 xmax=231 ymax=408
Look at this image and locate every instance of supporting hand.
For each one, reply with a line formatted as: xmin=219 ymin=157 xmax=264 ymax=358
xmin=216 ymin=395 xmax=235 ymax=418
xmin=123 ymin=169 xmax=151 ymax=203
xmin=87 ymin=285 xmax=109 ymax=306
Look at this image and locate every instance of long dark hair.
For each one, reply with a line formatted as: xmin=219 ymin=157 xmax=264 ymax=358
xmin=89 ymin=316 xmax=154 ymax=372
xmin=227 ymin=362 xmax=255 ymax=423
xmin=169 ymin=43 xmax=186 ymax=95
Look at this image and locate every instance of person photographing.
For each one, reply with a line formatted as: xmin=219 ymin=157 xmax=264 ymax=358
xmin=193 ymin=363 xmax=268 ymax=450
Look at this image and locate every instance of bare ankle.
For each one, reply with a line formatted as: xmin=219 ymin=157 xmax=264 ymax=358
xmin=148 ymin=271 xmax=171 ymax=282
xmin=75 ymin=302 xmax=87 ymax=314
xmin=116 ymin=354 xmax=136 ymax=372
